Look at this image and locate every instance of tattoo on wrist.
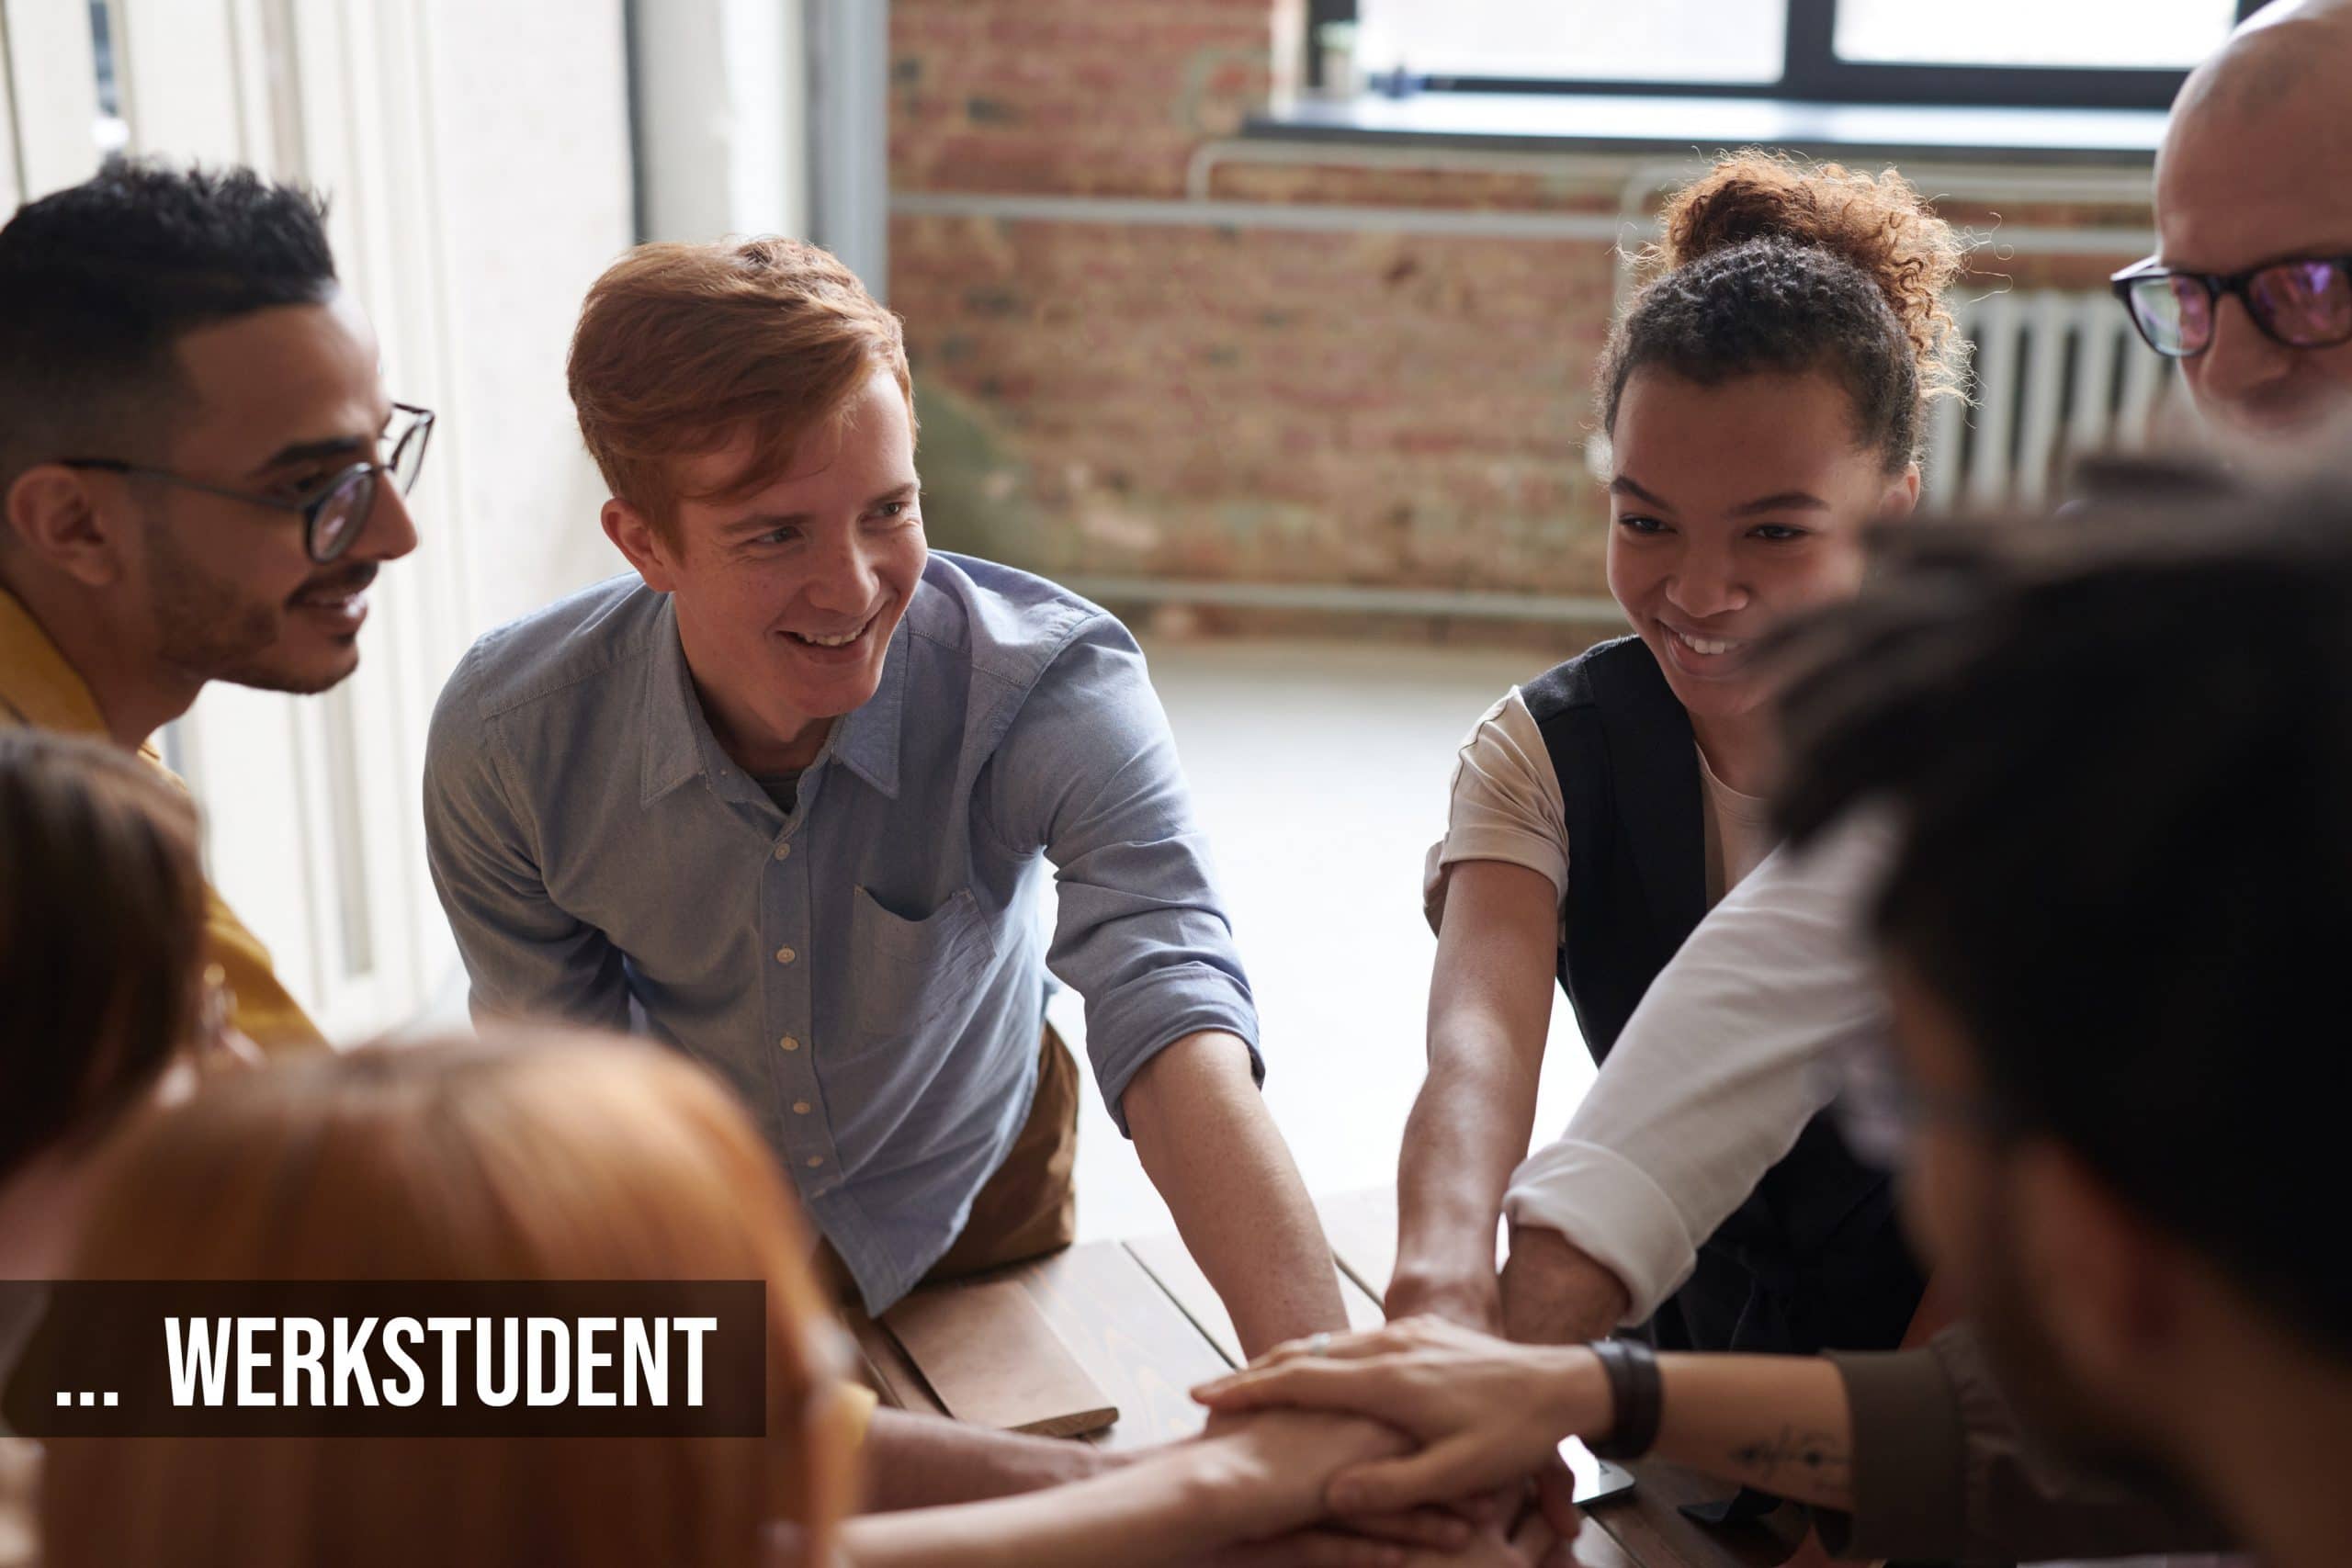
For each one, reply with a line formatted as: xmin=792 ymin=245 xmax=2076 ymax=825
xmin=1729 ymin=1426 xmax=1850 ymax=1490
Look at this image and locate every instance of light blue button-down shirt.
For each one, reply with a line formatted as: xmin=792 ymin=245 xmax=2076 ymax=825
xmin=424 ymin=553 xmax=1261 ymax=1311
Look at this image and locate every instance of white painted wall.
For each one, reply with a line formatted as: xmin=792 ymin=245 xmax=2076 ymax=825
xmin=415 ymin=0 xmax=637 ymax=636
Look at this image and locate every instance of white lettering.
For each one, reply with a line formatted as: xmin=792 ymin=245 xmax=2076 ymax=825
xmin=675 ymin=1316 xmax=717 ymax=1408
xmin=576 ymin=1317 xmax=616 ymax=1407
xmin=526 ymin=1318 xmax=570 ymax=1406
xmin=425 ymin=1317 xmax=469 ymax=1408
xmin=624 ymin=1316 xmax=666 ymax=1407
xmin=333 ymin=1317 xmax=379 ymax=1406
xmin=164 ymin=1317 xmax=232 ymax=1406
xmin=281 ymin=1317 xmax=326 ymax=1405
xmin=381 ymin=1318 xmax=424 ymax=1407
xmin=476 ymin=1316 xmax=518 ymax=1406
xmin=234 ymin=1317 xmax=275 ymax=1406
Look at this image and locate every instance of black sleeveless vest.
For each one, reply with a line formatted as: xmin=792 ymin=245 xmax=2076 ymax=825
xmin=1523 ymin=636 xmax=1923 ymax=1360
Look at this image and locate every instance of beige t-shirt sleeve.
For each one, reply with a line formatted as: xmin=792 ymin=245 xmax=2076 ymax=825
xmin=1422 ymin=687 xmax=1568 ymax=932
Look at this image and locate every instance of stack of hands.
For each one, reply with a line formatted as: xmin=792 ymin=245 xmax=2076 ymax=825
xmin=1183 ymin=1313 xmax=1619 ymax=1568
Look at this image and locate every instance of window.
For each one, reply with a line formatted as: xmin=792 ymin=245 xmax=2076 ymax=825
xmin=87 ymin=0 xmax=130 ymax=154
xmin=1351 ymin=0 xmax=1781 ymax=85
xmin=1328 ymin=0 xmax=2263 ymax=109
xmin=1833 ymin=0 xmax=2240 ymax=70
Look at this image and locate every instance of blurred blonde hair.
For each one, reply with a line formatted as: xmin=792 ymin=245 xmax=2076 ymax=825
xmin=42 ymin=1031 xmax=855 ymax=1568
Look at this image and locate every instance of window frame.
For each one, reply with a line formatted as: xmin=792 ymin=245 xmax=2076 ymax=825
xmin=1310 ymin=0 xmax=2267 ymax=111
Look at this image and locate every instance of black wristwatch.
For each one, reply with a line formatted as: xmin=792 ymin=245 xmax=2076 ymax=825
xmin=1583 ymin=1337 xmax=1663 ymax=1461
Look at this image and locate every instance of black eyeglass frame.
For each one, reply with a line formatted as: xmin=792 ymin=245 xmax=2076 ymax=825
xmin=1830 ymin=1034 xmax=2030 ymax=1172
xmin=58 ymin=401 xmax=435 ymax=564
xmin=2109 ymin=254 xmax=2352 ymax=360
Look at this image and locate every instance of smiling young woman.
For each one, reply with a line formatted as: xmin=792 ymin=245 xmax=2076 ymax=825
xmin=1390 ymin=151 xmax=1968 ymax=1377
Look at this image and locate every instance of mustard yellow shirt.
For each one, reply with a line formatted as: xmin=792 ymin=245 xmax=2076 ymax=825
xmin=0 ymin=585 xmax=324 ymax=1053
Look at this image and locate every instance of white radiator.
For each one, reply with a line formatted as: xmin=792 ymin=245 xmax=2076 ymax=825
xmin=1925 ymin=289 xmax=2178 ymax=507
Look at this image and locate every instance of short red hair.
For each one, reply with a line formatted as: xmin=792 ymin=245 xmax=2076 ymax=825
xmin=567 ymin=237 xmax=911 ymax=540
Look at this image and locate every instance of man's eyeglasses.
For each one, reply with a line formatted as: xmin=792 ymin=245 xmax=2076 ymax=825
xmin=59 ymin=402 xmax=435 ymax=564
xmin=2110 ymin=254 xmax=2352 ymax=360
xmin=1828 ymin=1035 xmax=2024 ymax=1171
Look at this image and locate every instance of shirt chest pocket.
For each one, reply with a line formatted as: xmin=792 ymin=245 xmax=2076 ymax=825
xmin=845 ymin=886 xmax=1000 ymax=1046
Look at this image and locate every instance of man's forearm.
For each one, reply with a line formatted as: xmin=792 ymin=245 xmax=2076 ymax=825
xmin=844 ymin=1410 xmax=1408 ymax=1568
xmin=860 ymin=1408 xmax=1109 ymax=1511
xmin=1498 ymin=1224 xmax=1632 ymax=1346
xmin=842 ymin=1441 xmax=1205 ymax=1568
xmin=1651 ymin=1354 xmax=1855 ymax=1513
xmin=1125 ymin=1031 xmax=1348 ymax=1357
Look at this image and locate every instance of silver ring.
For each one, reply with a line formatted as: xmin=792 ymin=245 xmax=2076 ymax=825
xmin=1305 ymin=1332 xmax=1333 ymax=1358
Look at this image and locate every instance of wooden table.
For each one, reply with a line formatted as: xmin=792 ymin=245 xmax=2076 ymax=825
xmin=847 ymin=1188 xmax=1811 ymax=1568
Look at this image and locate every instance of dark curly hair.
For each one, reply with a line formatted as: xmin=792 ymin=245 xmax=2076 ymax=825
xmin=0 ymin=159 xmax=336 ymax=498
xmin=1599 ymin=151 xmax=1971 ymax=474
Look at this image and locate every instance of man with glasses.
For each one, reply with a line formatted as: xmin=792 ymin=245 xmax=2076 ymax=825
xmin=2116 ymin=0 xmax=2352 ymax=443
xmin=0 ymin=161 xmax=426 ymax=1050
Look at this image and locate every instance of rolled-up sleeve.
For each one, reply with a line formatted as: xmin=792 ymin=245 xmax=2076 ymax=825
xmin=1504 ymin=816 xmax=1893 ymax=1322
xmin=423 ymin=659 xmax=631 ymax=1031
xmin=1818 ymin=1326 xmax=2235 ymax=1561
xmin=984 ymin=617 xmax=1260 ymax=1132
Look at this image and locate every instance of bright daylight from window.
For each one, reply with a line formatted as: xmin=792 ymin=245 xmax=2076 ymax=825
xmin=1836 ymin=0 xmax=2241 ymax=67
xmin=1354 ymin=0 xmax=1784 ymax=82
xmin=1356 ymin=0 xmax=2244 ymax=80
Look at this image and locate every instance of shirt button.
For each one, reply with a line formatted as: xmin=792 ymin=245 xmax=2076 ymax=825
xmin=805 ymin=1156 xmax=824 ymax=1168
xmin=778 ymin=1035 xmax=800 ymax=1052
xmin=775 ymin=946 xmax=797 ymax=964
xmin=773 ymin=841 xmax=791 ymax=861
xmin=793 ymin=1101 xmax=811 ymax=1115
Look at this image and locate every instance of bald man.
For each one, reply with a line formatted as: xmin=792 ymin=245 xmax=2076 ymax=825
xmin=1452 ymin=3 xmax=2352 ymax=1558
xmin=2152 ymin=0 xmax=2352 ymax=441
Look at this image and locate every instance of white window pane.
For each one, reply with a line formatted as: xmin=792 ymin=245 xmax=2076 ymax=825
xmin=1356 ymin=0 xmax=1783 ymax=84
xmin=1835 ymin=0 xmax=2238 ymax=68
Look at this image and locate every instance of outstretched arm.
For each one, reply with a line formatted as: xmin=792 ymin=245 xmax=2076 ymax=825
xmin=1192 ymin=1316 xmax=1855 ymax=1517
xmin=1125 ymin=1031 xmax=1350 ymax=1356
xmin=1390 ymin=861 xmax=1560 ymax=1333
xmin=839 ymin=1411 xmax=1411 ymax=1568
xmin=991 ymin=622 xmax=1344 ymax=1355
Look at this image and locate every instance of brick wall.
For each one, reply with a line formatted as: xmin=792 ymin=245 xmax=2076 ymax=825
xmin=888 ymin=0 xmax=2158 ymax=634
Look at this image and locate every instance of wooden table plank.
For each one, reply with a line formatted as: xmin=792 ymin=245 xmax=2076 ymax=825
xmin=1563 ymin=1517 xmax=1648 ymax=1568
xmin=883 ymin=1276 xmax=1120 ymax=1438
xmin=1010 ymin=1241 xmax=1233 ymax=1450
xmin=1125 ymin=1231 xmax=1384 ymax=1369
xmin=841 ymin=1305 xmax=945 ymax=1417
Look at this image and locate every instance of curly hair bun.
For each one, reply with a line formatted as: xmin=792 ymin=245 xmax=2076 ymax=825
xmin=1657 ymin=152 xmax=1968 ymax=403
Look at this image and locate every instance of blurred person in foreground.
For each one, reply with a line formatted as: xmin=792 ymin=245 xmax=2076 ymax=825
xmin=42 ymin=1033 xmax=1561 ymax=1568
xmin=0 ymin=729 xmax=255 ymax=1565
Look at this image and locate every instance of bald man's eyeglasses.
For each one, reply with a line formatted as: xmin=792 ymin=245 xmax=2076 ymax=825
xmin=2111 ymin=254 xmax=2352 ymax=359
